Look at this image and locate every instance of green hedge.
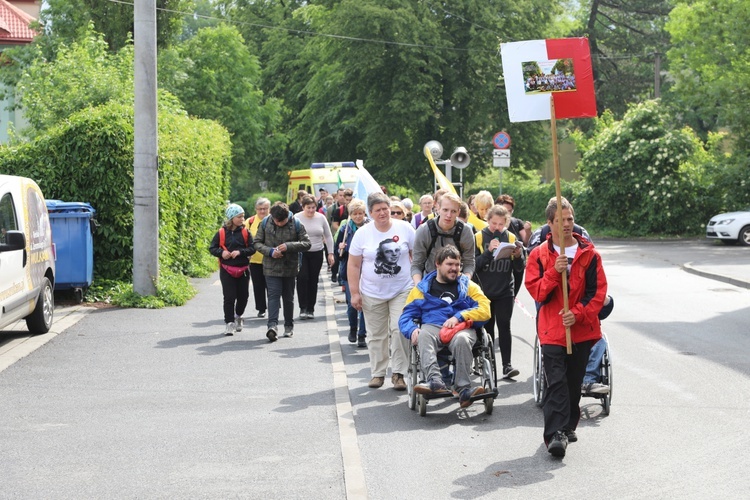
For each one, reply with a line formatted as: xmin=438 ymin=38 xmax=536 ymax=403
xmin=0 ymin=101 xmax=232 ymax=280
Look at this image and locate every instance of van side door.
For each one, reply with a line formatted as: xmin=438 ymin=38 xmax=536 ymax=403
xmin=0 ymin=190 xmax=27 ymax=325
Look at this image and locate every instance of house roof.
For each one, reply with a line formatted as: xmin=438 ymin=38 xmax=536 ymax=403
xmin=0 ymin=0 xmax=36 ymax=45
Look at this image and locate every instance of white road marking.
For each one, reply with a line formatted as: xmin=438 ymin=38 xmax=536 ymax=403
xmin=323 ymin=280 xmax=368 ymax=500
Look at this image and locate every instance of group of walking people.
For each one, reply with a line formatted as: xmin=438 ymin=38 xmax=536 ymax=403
xmin=210 ymin=187 xmax=610 ymax=459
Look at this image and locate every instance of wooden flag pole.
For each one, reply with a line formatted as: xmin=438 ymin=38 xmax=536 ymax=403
xmin=550 ymin=98 xmax=572 ymax=354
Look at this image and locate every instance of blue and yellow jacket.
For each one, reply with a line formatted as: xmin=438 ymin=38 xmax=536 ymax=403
xmin=399 ymin=272 xmax=491 ymax=339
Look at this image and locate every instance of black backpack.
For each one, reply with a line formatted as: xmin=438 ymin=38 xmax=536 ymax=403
xmin=425 ymin=217 xmax=465 ymax=256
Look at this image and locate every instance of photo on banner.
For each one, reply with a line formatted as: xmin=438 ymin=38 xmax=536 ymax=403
xmin=501 ymin=38 xmax=596 ymax=123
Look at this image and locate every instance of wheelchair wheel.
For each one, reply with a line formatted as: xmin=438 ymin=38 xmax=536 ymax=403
xmin=483 ymin=397 xmax=494 ymax=415
xmin=418 ymin=394 xmax=427 ymax=417
xmin=601 ymin=333 xmax=612 ymax=415
xmin=407 ymin=346 xmax=418 ymax=411
xmin=533 ymin=335 xmax=544 ymax=407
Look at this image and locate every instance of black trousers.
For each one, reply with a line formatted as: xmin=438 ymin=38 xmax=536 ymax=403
xmin=249 ymin=262 xmax=267 ymax=313
xmin=512 ymin=268 xmax=525 ymax=298
xmin=297 ymin=250 xmax=324 ymax=313
xmin=483 ymin=296 xmax=515 ymax=366
xmin=541 ymin=340 xmax=594 ymax=445
xmin=219 ymin=266 xmax=249 ymax=324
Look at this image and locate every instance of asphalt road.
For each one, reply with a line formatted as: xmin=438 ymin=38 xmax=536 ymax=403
xmin=0 ymin=239 xmax=748 ymax=499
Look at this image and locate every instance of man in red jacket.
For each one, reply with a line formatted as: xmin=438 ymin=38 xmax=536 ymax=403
xmin=525 ymin=198 xmax=607 ymax=458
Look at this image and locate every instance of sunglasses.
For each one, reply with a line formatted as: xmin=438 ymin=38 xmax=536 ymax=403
xmin=391 ymin=211 xmax=403 ymax=216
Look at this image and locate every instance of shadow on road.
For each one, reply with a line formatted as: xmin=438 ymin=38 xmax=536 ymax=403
xmin=451 ymin=443 xmax=563 ymax=498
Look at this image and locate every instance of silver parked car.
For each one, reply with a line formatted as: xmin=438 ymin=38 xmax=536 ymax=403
xmin=706 ymin=208 xmax=750 ymax=246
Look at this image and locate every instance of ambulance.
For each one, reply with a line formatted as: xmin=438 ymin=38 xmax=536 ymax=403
xmin=0 ymin=175 xmax=56 ymax=334
xmin=286 ymin=161 xmax=361 ymax=204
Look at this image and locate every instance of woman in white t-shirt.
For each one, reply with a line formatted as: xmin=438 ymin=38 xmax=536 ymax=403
xmin=348 ymin=192 xmax=415 ymax=391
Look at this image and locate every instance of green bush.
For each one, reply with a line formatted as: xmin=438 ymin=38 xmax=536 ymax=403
xmin=572 ymin=101 xmax=723 ymax=235
xmin=0 ymin=100 xmax=232 ymax=280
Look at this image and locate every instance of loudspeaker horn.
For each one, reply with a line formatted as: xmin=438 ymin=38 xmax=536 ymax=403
xmin=450 ymin=147 xmax=470 ymax=169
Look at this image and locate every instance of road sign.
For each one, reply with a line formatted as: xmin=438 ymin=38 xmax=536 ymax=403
xmin=493 ymin=149 xmax=510 ymax=167
xmin=492 ymin=131 xmax=511 ymax=149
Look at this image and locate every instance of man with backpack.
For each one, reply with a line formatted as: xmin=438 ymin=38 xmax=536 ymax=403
xmin=411 ymin=192 xmax=475 ymax=285
xmin=253 ymin=202 xmax=311 ymax=342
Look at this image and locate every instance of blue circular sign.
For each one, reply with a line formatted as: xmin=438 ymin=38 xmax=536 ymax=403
xmin=493 ymin=131 xmax=511 ymax=149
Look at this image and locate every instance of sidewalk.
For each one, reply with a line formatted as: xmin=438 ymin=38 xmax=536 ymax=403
xmin=682 ymin=259 xmax=750 ymax=289
xmin=0 ymin=275 xmax=354 ymax=499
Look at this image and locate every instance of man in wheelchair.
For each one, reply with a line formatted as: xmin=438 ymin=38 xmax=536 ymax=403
xmin=398 ymin=245 xmax=491 ymax=408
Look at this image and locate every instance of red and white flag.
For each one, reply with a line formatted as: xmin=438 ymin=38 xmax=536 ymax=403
xmin=501 ymin=38 xmax=596 ymax=123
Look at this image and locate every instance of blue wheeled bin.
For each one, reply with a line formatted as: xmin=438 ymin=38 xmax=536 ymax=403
xmin=45 ymin=200 xmax=96 ymax=303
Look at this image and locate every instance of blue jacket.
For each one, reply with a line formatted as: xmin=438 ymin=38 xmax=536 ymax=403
xmin=399 ymin=272 xmax=491 ymax=339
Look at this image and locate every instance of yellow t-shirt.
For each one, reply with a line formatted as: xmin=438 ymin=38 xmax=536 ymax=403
xmin=247 ymin=215 xmax=264 ymax=265
xmin=475 ymin=228 xmax=516 ymax=256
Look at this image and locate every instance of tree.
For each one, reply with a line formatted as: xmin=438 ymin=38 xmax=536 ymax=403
xmin=159 ymin=24 xmax=285 ymax=201
xmin=14 ymin=27 xmax=134 ymax=137
xmin=667 ymin=0 xmax=750 ymax=149
xmin=571 ymin=0 xmax=671 ymax=118
xmin=41 ymin=0 xmax=191 ymax=52
xmin=253 ymin=0 xmax=560 ymax=191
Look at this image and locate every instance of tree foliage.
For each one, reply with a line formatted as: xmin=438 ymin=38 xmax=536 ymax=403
xmin=572 ymin=100 xmax=723 ymax=235
xmin=41 ymin=0 xmax=191 ymax=52
xmin=246 ymin=0 xmax=561 ymax=192
xmin=14 ymin=28 xmax=133 ymax=137
xmin=570 ymin=0 xmax=671 ymax=118
xmin=158 ymin=24 xmax=285 ymax=202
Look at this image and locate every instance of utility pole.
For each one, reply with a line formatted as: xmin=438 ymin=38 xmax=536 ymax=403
xmin=133 ymin=0 xmax=159 ymax=295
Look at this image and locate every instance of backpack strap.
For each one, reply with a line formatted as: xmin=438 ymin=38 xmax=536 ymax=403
xmin=219 ymin=227 xmax=228 ymax=251
xmin=426 ymin=218 xmax=465 ymax=257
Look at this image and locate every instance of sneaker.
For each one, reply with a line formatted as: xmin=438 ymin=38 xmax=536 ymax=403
xmin=266 ymin=326 xmax=278 ymax=343
xmin=224 ymin=322 xmax=235 ymax=336
xmin=307 ymin=311 xmax=315 ymax=320
xmin=257 ymin=310 xmax=265 ymax=318
xmin=391 ymin=373 xmax=407 ymax=391
xmin=582 ymin=382 xmax=610 ymax=395
xmin=564 ymin=429 xmax=578 ymax=443
xmin=548 ymin=431 xmax=568 ymax=457
xmin=299 ymin=311 xmax=309 ymax=320
xmin=458 ymin=386 xmax=485 ymax=408
xmin=234 ymin=316 xmax=243 ymax=332
xmin=357 ymin=336 xmax=367 ymax=348
xmin=348 ymin=330 xmax=357 ymax=343
xmin=368 ymin=376 xmax=385 ymax=388
xmin=414 ymin=378 xmax=448 ymax=395
xmin=283 ymin=326 xmax=294 ymax=338
xmin=502 ymin=365 xmax=520 ymax=379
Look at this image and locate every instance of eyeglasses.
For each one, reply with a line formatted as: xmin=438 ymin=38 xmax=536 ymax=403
xmin=391 ymin=211 xmax=403 ymax=216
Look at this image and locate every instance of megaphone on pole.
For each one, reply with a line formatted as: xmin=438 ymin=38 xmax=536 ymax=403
xmin=450 ymin=147 xmax=470 ymax=169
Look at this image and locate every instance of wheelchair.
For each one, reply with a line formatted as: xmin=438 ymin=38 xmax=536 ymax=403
xmin=533 ymin=332 xmax=612 ymax=415
xmin=406 ymin=328 xmax=498 ymax=416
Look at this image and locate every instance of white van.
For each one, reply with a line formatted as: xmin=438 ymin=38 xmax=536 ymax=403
xmin=0 ymin=175 xmax=55 ymax=333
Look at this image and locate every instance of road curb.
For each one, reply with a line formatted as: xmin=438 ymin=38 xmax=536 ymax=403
xmin=0 ymin=304 xmax=96 ymax=373
xmin=682 ymin=262 xmax=750 ymax=290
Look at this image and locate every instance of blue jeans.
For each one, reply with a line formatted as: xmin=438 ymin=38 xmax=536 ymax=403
xmin=583 ymin=338 xmax=607 ymax=384
xmin=266 ymin=276 xmax=296 ymax=329
xmin=342 ymin=280 xmax=366 ymax=336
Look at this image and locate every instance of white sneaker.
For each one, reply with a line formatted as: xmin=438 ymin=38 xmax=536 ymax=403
xmin=235 ymin=316 xmax=243 ymax=332
xmin=283 ymin=326 xmax=294 ymax=338
xmin=224 ymin=322 xmax=235 ymax=336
